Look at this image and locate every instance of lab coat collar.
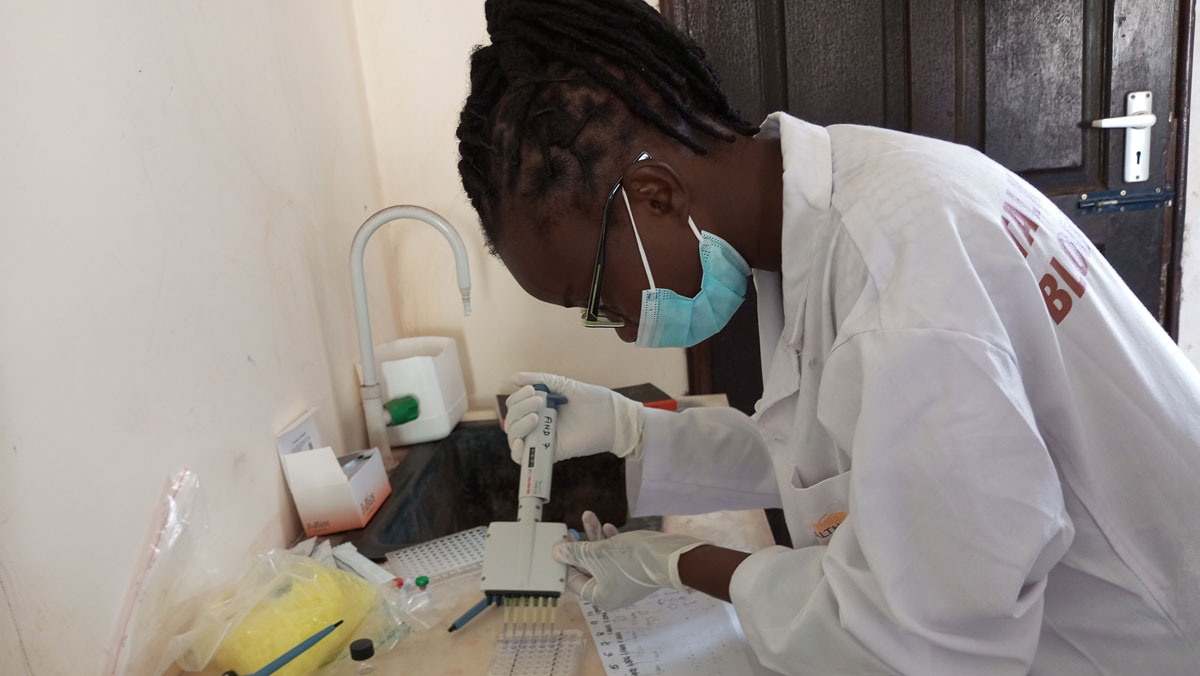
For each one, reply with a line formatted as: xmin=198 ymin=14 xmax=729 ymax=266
xmin=755 ymin=113 xmax=833 ymax=351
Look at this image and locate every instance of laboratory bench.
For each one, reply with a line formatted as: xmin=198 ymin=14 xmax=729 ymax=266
xmin=370 ymin=508 xmax=775 ymax=674
xmin=355 ymin=395 xmax=773 ymax=673
xmin=174 ymin=396 xmax=768 ymax=675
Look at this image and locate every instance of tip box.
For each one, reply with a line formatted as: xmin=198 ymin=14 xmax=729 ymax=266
xmin=276 ymin=408 xmax=391 ymax=536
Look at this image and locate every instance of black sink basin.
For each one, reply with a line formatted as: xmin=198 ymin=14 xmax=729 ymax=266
xmin=345 ymin=421 xmax=634 ymax=559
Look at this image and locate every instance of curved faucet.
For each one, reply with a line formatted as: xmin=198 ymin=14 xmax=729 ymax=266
xmin=350 ymin=205 xmax=471 ymax=458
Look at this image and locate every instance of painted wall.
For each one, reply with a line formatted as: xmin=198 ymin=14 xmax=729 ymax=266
xmin=350 ymin=0 xmax=689 ymax=411
xmin=0 ymin=2 xmax=394 ymax=673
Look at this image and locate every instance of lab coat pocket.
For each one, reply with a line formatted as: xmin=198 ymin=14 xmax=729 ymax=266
xmin=783 ymin=469 xmax=852 ymax=549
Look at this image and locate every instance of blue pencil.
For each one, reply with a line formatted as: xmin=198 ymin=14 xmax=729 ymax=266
xmin=247 ymin=619 xmax=344 ymax=676
xmin=448 ymin=595 xmax=494 ymax=633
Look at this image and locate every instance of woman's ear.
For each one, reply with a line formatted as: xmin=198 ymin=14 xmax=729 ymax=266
xmin=623 ymin=159 xmax=690 ymax=222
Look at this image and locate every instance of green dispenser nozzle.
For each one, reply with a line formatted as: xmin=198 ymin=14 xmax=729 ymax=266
xmin=384 ymin=395 xmax=419 ymax=426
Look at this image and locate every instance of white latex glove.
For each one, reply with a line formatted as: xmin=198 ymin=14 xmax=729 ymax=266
xmin=553 ymin=530 xmax=707 ymax=610
xmin=503 ymin=372 xmax=644 ymax=464
xmin=565 ymin=511 xmax=621 ymax=596
xmin=580 ymin=510 xmax=620 ymax=542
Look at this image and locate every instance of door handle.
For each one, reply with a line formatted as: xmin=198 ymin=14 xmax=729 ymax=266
xmin=1090 ymin=91 xmax=1154 ymax=182
xmin=1091 ymin=113 xmax=1157 ymax=129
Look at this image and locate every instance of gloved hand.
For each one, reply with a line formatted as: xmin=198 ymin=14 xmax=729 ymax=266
xmin=553 ymin=530 xmax=707 ymax=610
xmin=565 ymin=510 xmax=621 ymax=598
xmin=579 ymin=510 xmax=619 ymax=542
xmin=503 ymin=372 xmax=645 ymax=464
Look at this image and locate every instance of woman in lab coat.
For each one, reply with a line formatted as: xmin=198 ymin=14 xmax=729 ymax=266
xmin=456 ymin=1 xmax=1200 ymax=673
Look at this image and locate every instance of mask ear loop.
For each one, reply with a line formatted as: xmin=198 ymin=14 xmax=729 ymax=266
xmin=622 ymin=188 xmax=706 ymax=291
xmin=621 ymin=186 xmax=657 ymax=290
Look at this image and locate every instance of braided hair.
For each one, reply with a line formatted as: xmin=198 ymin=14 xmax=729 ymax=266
xmin=456 ymin=0 xmax=758 ymax=254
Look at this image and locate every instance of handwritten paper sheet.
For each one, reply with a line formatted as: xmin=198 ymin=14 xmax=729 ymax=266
xmin=578 ymin=589 xmax=777 ymax=676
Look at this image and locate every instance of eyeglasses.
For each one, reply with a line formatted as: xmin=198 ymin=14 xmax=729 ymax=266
xmin=581 ymin=151 xmax=651 ymax=328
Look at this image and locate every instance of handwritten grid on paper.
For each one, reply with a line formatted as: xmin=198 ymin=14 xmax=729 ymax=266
xmin=578 ymin=588 xmax=773 ymax=676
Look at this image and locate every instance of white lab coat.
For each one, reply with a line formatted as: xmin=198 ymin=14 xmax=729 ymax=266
xmin=626 ymin=113 xmax=1200 ymax=675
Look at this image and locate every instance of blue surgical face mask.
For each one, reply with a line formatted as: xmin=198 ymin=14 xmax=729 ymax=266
xmin=619 ymin=187 xmax=751 ymax=348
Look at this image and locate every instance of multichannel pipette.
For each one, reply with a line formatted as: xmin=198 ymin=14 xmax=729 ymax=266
xmin=479 ymin=384 xmax=570 ymax=638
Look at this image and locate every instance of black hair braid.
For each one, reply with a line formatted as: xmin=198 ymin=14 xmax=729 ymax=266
xmin=516 ymin=12 xmax=736 ymax=143
xmin=457 ymin=0 xmax=758 ymax=254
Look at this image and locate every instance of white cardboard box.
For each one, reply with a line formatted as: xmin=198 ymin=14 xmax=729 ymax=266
xmin=275 ymin=409 xmax=391 ymax=536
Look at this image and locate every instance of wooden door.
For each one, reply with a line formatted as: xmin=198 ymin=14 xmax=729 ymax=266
xmin=665 ymin=0 xmax=1191 ymax=417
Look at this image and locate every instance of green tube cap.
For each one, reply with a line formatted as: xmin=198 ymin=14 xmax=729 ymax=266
xmin=384 ymin=395 xmax=419 ymax=426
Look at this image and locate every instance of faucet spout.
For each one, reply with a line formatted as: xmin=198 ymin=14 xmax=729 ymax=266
xmin=349 ymin=205 xmax=472 ymax=458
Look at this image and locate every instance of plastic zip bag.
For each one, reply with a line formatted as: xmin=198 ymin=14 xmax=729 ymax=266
xmin=376 ymin=578 xmax=444 ymax=633
xmin=164 ymin=550 xmax=377 ymax=675
xmin=107 ymin=470 xmax=408 ymax=675
xmin=106 ymin=469 xmax=219 ymax=676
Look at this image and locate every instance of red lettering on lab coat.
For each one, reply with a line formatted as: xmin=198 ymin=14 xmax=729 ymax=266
xmin=1041 ymin=273 xmax=1073 ymax=324
xmin=1001 ymin=190 xmax=1094 ymax=325
xmin=1003 ymin=216 xmax=1030 ymax=257
xmin=1050 ymin=257 xmax=1085 ymax=298
xmin=1003 ymin=203 xmax=1040 ymax=248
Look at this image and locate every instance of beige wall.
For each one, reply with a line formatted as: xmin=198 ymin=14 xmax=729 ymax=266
xmin=351 ymin=0 xmax=688 ymax=411
xmin=0 ymin=2 xmax=394 ymax=672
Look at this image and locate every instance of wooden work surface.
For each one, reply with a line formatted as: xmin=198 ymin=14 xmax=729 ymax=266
xmin=372 ymin=509 xmax=775 ymax=675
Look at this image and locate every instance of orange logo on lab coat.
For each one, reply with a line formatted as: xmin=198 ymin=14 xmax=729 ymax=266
xmin=811 ymin=512 xmax=846 ymax=540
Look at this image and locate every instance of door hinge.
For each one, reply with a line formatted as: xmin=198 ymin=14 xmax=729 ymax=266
xmin=1077 ymin=186 xmax=1174 ymax=214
